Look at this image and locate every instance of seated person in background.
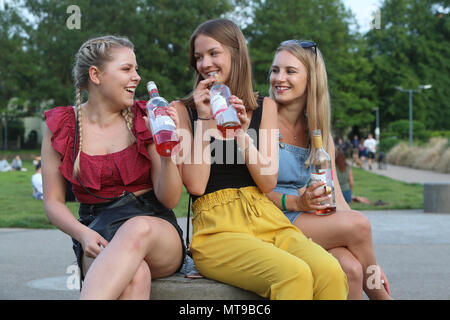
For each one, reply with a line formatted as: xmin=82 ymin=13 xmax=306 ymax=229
xmin=335 ymin=148 xmax=353 ymax=204
xmin=11 ymin=155 xmax=23 ymax=171
xmin=32 ymin=162 xmax=44 ymax=200
xmin=0 ymin=158 xmax=12 ymax=172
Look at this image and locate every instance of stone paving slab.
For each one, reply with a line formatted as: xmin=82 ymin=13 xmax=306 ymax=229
xmin=1 ymin=209 xmax=449 ymax=300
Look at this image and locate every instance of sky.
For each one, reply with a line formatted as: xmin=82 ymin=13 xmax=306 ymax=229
xmin=342 ymin=0 xmax=383 ymax=33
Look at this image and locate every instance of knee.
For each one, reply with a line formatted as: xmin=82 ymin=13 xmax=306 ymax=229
xmin=280 ymin=260 xmax=314 ymax=289
xmin=270 ymin=260 xmax=314 ymax=299
xmin=341 ymin=259 xmax=363 ymax=285
xmin=349 ymin=211 xmax=372 ymax=244
xmin=121 ymin=217 xmax=158 ymax=252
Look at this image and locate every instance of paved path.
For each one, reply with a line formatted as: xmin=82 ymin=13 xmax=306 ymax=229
xmin=361 ymin=163 xmax=450 ymax=184
xmin=1 ymin=209 xmax=450 ymax=300
xmin=1 ymin=164 xmax=448 ymax=300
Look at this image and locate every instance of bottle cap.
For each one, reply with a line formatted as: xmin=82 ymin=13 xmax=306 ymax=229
xmin=147 ymin=81 xmax=157 ymax=92
xmin=208 ymin=72 xmax=220 ymax=83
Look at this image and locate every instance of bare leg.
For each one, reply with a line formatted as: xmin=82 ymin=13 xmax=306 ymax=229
xmin=117 ymin=261 xmax=151 ymax=300
xmin=294 ymin=210 xmax=391 ymax=300
xmin=80 ymin=216 xmax=182 ymax=300
xmin=328 ymin=247 xmax=363 ymax=300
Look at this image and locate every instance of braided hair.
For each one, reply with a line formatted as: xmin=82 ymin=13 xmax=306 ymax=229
xmin=72 ymin=35 xmax=136 ymax=177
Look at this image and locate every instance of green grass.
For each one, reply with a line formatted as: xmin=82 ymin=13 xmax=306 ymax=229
xmin=0 ymin=160 xmax=190 ymax=229
xmin=0 ymin=161 xmax=423 ymax=229
xmin=350 ymin=167 xmax=423 ymax=211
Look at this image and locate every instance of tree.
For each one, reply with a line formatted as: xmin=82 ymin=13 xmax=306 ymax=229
xmin=244 ymin=0 xmax=376 ymax=136
xmin=18 ymin=0 xmax=234 ymax=106
xmin=365 ymin=0 xmax=450 ymax=130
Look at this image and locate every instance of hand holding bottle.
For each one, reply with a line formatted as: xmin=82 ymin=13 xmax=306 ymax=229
xmin=297 ymin=182 xmax=332 ymax=212
xmin=193 ymin=77 xmax=217 ymax=118
xmin=229 ymin=96 xmax=249 ymax=130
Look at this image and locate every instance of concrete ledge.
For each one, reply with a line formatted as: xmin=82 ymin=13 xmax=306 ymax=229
xmin=150 ymin=273 xmax=264 ymax=300
xmin=424 ymin=183 xmax=450 ymax=213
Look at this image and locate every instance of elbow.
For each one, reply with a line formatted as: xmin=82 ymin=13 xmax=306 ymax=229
xmin=185 ymin=183 xmax=206 ymax=197
xmin=258 ymin=176 xmax=277 ymax=194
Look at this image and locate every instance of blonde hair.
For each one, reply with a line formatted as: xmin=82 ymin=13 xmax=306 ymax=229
xmin=72 ymin=35 xmax=136 ymax=177
xmin=269 ymin=40 xmax=332 ymax=154
xmin=181 ymin=18 xmax=258 ymax=110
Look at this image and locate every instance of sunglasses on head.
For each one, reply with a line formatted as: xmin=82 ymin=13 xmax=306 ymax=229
xmin=280 ymin=40 xmax=318 ymax=59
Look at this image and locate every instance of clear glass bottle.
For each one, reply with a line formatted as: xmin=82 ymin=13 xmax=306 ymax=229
xmin=146 ymin=81 xmax=179 ymax=156
xmin=209 ymin=73 xmax=241 ymax=137
xmin=308 ymin=129 xmax=336 ymax=215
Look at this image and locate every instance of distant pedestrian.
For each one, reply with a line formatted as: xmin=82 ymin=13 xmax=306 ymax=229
xmin=363 ymin=134 xmax=377 ymax=170
xmin=32 ymin=162 xmax=44 ymax=200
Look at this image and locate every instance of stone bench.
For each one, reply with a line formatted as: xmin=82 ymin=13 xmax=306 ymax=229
xmin=424 ymin=183 xmax=450 ymax=213
xmin=150 ymin=273 xmax=263 ymax=300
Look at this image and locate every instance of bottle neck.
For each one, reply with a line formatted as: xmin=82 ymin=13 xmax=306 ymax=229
xmin=149 ymin=88 xmax=159 ymax=99
xmin=312 ymin=135 xmax=323 ymax=149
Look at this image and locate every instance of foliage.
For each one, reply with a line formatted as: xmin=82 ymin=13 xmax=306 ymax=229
xmin=0 ymin=0 xmax=448 ymax=144
xmin=387 ymin=119 xmax=429 ymax=142
xmin=244 ymin=0 xmax=376 ymax=134
xmin=365 ymin=0 xmax=450 ymax=131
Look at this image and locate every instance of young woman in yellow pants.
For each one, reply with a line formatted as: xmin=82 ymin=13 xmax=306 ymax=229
xmin=176 ymin=18 xmax=348 ymax=300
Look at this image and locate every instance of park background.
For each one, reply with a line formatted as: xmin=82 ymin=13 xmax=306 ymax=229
xmin=0 ymin=0 xmax=449 ymax=227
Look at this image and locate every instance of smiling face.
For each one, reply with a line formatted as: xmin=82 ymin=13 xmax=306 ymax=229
xmin=92 ymin=46 xmax=141 ymax=108
xmin=194 ymin=34 xmax=232 ymax=85
xmin=270 ymin=49 xmax=308 ymax=106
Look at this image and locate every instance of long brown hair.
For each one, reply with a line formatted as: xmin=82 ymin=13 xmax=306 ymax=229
xmin=181 ymin=18 xmax=258 ymax=110
xmin=72 ymin=35 xmax=136 ymax=177
xmin=335 ymin=147 xmax=347 ymax=172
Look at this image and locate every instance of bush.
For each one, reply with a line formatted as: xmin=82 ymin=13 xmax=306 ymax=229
xmin=386 ymin=137 xmax=450 ymax=173
xmin=387 ymin=120 xmax=429 ymax=142
xmin=379 ymin=132 xmax=399 ymax=153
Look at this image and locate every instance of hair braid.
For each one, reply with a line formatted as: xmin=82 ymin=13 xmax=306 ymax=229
xmin=73 ymin=87 xmax=83 ymax=177
xmin=121 ymin=107 xmax=136 ymax=144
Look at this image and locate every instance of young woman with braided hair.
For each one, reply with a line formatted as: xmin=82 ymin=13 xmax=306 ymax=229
xmin=41 ymin=35 xmax=185 ymax=299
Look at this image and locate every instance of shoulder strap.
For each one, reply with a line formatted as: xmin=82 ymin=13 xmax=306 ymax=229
xmin=183 ymin=104 xmax=194 ymax=255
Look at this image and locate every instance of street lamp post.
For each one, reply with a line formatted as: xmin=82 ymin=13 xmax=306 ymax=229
xmin=373 ymin=107 xmax=380 ymax=141
xmin=395 ymin=84 xmax=432 ymax=148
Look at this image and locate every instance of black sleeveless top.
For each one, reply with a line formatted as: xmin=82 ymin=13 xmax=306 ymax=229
xmin=187 ymin=95 xmax=265 ymax=202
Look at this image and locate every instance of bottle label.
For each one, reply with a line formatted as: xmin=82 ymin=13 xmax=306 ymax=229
xmin=211 ymin=94 xmax=228 ymax=118
xmin=149 ymin=112 xmax=176 ymax=135
xmin=310 ymin=169 xmax=333 ymax=185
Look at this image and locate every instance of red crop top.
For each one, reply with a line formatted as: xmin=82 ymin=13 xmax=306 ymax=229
xmin=44 ymin=100 xmax=153 ymax=204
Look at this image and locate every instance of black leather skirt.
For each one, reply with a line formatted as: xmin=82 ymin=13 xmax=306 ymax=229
xmin=72 ymin=190 xmax=186 ymax=281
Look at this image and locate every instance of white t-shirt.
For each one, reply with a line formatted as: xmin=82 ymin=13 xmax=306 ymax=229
xmin=363 ymin=138 xmax=377 ymax=153
xmin=32 ymin=173 xmax=43 ymax=194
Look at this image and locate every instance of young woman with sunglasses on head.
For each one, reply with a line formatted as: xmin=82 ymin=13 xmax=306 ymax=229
xmin=175 ymin=19 xmax=348 ymax=300
xmin=41 ymin=35 xmax=185 ymax=299
xmin=266 ymin=39 xmax=392 ymax=300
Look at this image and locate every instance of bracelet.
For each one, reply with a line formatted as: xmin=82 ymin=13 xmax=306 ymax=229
xmin=281 ymin=193 xmax=287 ymax=212
xmin=197 ymin=116 xmax=212 ymax=120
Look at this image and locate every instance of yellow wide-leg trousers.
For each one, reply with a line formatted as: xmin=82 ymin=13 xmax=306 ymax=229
xmin=191 ymin=186 xmax=349 ymax=300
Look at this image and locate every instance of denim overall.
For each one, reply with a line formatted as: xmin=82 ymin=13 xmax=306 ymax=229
xmin=274 ymin=134 xmax=311 ymax=224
